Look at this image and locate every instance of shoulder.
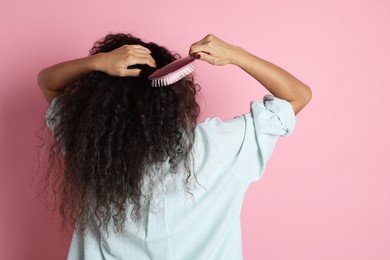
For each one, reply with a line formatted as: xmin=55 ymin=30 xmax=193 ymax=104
xmin=195 ymin=115 xmax=247 ymax=137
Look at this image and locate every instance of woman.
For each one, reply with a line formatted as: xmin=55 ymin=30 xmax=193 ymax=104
xmin=38 ymin=33 xmax=311 ymax=260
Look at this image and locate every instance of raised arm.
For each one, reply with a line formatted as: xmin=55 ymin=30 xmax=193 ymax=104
xmin=189 ymin=34 xmax=312 ymax=114
xmin=37 ymin=45 xmax=156 ymax=104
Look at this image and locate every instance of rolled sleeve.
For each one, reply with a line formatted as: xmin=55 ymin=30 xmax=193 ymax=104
xmin=233 ymin=95 xmax=296 ymax=182
xmin=193 ymin=95 xmax=296 ymax=184
xmin=45 ymin=96 xmax=60 ymax=133
xmin=251 ymin=95 xmax=295 ymax=137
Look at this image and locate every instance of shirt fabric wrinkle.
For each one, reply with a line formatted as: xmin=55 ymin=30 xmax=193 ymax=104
xmin=45 ymin=95 xmax=296 ymax=260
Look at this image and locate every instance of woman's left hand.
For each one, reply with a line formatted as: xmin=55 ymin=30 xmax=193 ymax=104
xmin=97 ymin=45 xmax=156 ymax=77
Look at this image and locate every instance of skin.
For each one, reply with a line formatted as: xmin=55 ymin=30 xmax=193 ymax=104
xmin=189 ymin=34 xmax=312 ymax=114
xmin=38 ymin=34 xmax=311 ymax=114
xmin=37 ymin=44 xmax=156 ymax=104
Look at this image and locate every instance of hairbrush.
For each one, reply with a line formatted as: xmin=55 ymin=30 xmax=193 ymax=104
xmin=148 ymin=56 xmax=195 ymax=87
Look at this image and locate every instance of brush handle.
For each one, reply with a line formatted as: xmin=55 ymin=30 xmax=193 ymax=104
xmin=148 ymin=56 xmax=195 ymax=79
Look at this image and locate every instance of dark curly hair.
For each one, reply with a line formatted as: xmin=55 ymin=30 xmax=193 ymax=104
xmin=42 ymin=33 xmax=200 ymax=236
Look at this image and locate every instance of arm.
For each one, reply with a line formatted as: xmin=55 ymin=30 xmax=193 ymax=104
xmin=37 ymin=45 xmax=156 ymax=104
xmin=189 ymin=34 xmax=312 ymax=114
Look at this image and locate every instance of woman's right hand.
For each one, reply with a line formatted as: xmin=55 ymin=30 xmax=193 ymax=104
xmin=189 ymin=34 xmax=242 ymax=66
xmin=189 ymin=34 xmax=311 ymax=115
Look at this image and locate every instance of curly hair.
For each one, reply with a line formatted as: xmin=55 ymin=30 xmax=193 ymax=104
xmin=43 ymin=33 xmax=200 ymax=236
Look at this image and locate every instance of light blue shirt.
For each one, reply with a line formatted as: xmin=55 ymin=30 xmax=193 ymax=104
xmin=46 ymin=95 xmax=296 ymax=260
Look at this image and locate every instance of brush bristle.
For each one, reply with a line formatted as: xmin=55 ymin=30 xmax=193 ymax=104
xmin=151 ymin=63 xmax=195 ymax=87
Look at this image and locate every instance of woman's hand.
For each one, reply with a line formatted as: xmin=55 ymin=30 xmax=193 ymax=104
xmin=189 ymin=34 xmax=311 ymax=114
xmin=189 ymin=34 xmax=241 ymax=66
xmin=38 ymin=45 xmax=156 ymax=103
xmin=97 ymin=44 xmax=156 ymax=77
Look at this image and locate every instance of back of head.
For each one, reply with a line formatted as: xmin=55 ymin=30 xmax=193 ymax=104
xmin=47 ymin=33 xmax=200 ymax=235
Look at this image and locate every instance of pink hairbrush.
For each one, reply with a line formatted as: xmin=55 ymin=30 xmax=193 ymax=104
xmin=148 ymin=56 xmax=195 ymax=87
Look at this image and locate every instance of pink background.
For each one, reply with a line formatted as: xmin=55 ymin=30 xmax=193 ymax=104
xmin=1 ymin=0 xmax=389 ymax=259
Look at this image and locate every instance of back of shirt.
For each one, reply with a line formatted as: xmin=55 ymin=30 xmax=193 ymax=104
xmin=46 ymin=95 xmax=295 ymax=260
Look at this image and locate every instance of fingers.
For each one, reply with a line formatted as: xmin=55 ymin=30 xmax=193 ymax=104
xmin=105 ymin=44 xmax=156 ymax=77
xmin=116 ymin=45 xmax=155 ymax=67
xmin=118 ymin=44 xmax=151 ymax=55
xmin=189 ymin=34 xmax=216 ymax=56
xmin=126 ymin=52 xmax=156 ymax=68
xmin=195 ymin=52 xmax=217 ymax=65
xmin=118 ymin=68 xmax=141 ymax=77
xmin=129 ymin=44 xmax=152 ymax=54
xmin=189 ymin=42 xmax=211 ymax=58
xmin=189 ymin=34 xmax=235 ymax=66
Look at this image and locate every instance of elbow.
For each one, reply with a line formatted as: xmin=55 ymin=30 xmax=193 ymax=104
xmin=37 ymin=68 xmax=59 ymax=104
xmin=303 ymin=84 xmax=312 ymax=106
xmin=37 ymin=69 xmax=46 ymax=90
xmin=291 ymin=84 xmax=312 ymax=115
